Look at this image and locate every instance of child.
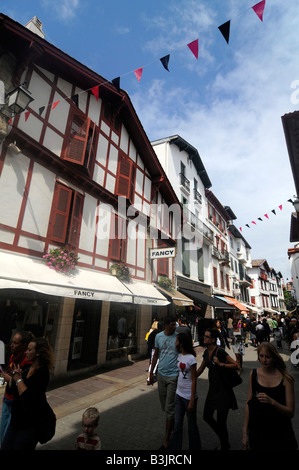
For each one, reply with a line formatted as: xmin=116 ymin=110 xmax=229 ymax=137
xmin=75 ymin=407 xmax=101 ymax=450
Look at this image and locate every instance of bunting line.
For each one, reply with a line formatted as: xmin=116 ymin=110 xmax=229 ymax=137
xmin=12 ymin=0 xmax=266 ymax=120
xmin=238 ymin=199 xmax=289 ymax=233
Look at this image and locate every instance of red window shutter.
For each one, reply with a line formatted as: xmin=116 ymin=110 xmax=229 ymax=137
xmin=63 ymin=112 xmax=91 ymax=165
xmin=213 ymin=267 xmax=218 ymax=287
xmin=109 ymin=215 xmax=126 ymax=261
xmin=50 ymin=184 xmax=73 ymax=243
xmin=226 ymin=274 xmax=230 ymax=291
xmin=68 ymin=192 xmax=84 ymax=247
xmin=251 ymin=297 xmax=256 ymax=305
xmin=116 ymin=156 xmax=133 ymax=199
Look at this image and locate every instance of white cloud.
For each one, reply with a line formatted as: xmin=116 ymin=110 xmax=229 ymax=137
xmin=42 ymin=0 xmax=80 ymax=21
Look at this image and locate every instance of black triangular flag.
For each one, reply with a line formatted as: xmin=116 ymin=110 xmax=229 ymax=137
xmin=258 ymin=217 xmax=263 ymax=221
xmin=160 ymin=55 xmax=170 ymax=71
xmin=38 ymin=106 xmax=45 ymax=116
xmin=272 ymin=209 xmax=276 ymax=215
xmin=218 ymin=21 xmax=230 ymax=44
xmin=71 ymin=94 xmax=79 ymax=107
xmin=246 ymin=224 xmax=250 ymax=228
xmin=112 ymin=77 xmax=120 ymax=91
xmin=288 ymin=199 xmax=293 ymax=203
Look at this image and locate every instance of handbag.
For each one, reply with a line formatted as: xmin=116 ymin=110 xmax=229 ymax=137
xmin=216 ymin=348 xmax=242 ymax=388
xmin=37 ymin=400 xmax=56 ymax=444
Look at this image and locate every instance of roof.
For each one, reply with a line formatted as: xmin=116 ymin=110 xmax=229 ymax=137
xmin=251 ymin=259 xmax=271 ymax=271
xmin=228 ymin=224 xmax=251 ymax=249
xmin=0 ymin=12 xmax=179 ymax=207
xmin=205 ymin=190 xmax=232 ymax=221
xmin=151 ymin=135 xmax=212 ymax=189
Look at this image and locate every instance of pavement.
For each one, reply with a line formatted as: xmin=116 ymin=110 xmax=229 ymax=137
xmin=1 ymin=340 xmax=299 ymax=453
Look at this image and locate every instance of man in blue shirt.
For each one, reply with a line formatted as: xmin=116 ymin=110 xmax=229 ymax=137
xmin=148 ymin=316 xmax=178 ymax=451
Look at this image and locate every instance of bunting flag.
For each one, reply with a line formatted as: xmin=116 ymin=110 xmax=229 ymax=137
xmin=71 ymin=94 xmax=79 ymax=107
xmin=187 ymin=39 xmax=199 ymax=59
xmin=160 ymin=55 xmax=170 ymax=71
xmin=134 ymin=67 xmax=143 ymax=82
xmin=52 ymin=101 xmax=60 ymax=109
xmin=91 ymin=85 xmax=99 ymax=101
xmin=25 ymin=111 xmax=31 ymax=122
xmin=18 ymin=1 xmax=266 ymax=120
xmin=264 ymin=214 xmax=269 ymax=219
xmin=112 ymin=77 xmax=120 ymax=91
xmin=218 ymin=21 xmax=230 ymax=44
xmin=252 ymin=0 xmax=266 ymax=21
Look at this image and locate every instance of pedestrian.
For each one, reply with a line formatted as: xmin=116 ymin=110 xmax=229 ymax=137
xmin=196 ymin=328 xmax=239 ymax=450
xmin=0 ymin=330 xmax=33 ymax=447
xmin=255 ymin=321 xmax=264 ymax=345
xmin=262 ymin=319 xmax=271 ymax=342
xmin=226 ymin=315 xmax=234 ymax=339
xmin=146 ymin=322 xmax=163 ymax=384
xmin=147 ymin=315 xmax=178 ymax=451
xmin=74 ymin=407 xmax=101 ymax=450
xmin=273 ymin=327 xmax=283 ymax=349
xmin=242 ymin=342 xmax=297 ymax=450
xmin=214 ymin=319 xmax=230 ymax=350
xmin=231 ymin=321 xmax=244 ymax=371
xmin=1 ymin=337 xmax=55 ymax=450
xmin=176 ymin=316 xmax=192 ymax=342
xmin=168 ymin=333 xmax=201 ymax=451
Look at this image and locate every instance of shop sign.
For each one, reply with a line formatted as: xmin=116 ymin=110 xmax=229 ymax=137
xmin=150 ymin=247 xmax=176 ymax=259
xmin=73 ymin=289 xmax=95 ymax=298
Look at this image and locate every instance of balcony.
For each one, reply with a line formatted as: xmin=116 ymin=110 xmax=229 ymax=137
xmin=193 ymin=188 xmax=202 ymax=204
xmin=182 ymin=206 xmax=214 ymax=243
xmin=212 ymin=246 xmax=230 ymax=265
xmin=239 ymin=272 xmax=252 ymax=286
xmin=179 ymin=173 xmax=190 ymax=195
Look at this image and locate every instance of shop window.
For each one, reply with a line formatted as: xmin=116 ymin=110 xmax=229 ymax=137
xmin=62 ymin=108 xmax=98 ymax=175
xmin=109 ymin=214 xmax=127 ymax=262
xmin=107 ymin=303 xmax=137 ymax=356
xmin=48 ymin=182 xmax=84 ymax=246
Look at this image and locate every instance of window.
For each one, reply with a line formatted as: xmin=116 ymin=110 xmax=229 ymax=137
xmin=197 ymin=248 xmax=204 ymax=281
xmin=182 ymin=238 xmax=190 ymax=276
xmin=48 ymin=182 xmax=84 ymax=246
xmin=109 ymin=214 xmax=127 ymax=262
xmin=157 ymin=240 xmax=169 ymax=277
xmin=213 ymin=266 xmax=218 ymax=287
xmin=62 ymin=108 xmax=98 ymax=175
xmin=115 ymin=154 xmax=135 ymax=203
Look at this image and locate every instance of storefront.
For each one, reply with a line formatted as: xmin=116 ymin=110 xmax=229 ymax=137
xmin=0 ymin=251 xmax=169 ymax=376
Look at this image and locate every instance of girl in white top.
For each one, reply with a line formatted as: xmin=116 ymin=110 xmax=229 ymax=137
xmin=168 ymin=333 xmax=201 ymax=450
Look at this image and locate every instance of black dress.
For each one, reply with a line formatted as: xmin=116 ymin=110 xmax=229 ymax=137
xmin=248 ymin=369 xmax=298 ymax=450
xmin=203 ymin=347 xmax=237 ymax=411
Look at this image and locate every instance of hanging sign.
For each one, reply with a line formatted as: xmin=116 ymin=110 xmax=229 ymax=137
xmin=150 ymin=247 xmax=176 ymax=259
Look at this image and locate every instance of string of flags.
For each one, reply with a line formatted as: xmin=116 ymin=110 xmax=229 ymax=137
xmin=237 ymin=198 xmax=294 ymax=233
xmin=14 ymin=0 xmax=266 ymax=123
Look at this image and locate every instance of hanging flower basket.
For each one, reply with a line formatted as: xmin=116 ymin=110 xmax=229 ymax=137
xmin=109 ymin=263 xmax=131 ymax=282
xmin=158 ymin=277 xmax=174 ymax=292
xmin=43 ymin=247 xmax=79 ymax=274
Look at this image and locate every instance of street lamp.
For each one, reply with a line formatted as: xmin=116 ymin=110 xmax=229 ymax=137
xmin=2 ymin=83 xmax=34 ymax=118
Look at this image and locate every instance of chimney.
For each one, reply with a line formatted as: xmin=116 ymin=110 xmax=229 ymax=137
xmin=24 ymin=16 xmax=45 ymax=39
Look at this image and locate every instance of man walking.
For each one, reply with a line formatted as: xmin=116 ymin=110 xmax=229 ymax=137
xmin=148 ymin=316 xmax=178 ymax=451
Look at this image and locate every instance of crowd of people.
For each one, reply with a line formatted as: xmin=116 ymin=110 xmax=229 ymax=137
xmin=146 ymin=313 xmax=298 ymax=451
xmin=0 ymin=312 xmax=298 ymax=451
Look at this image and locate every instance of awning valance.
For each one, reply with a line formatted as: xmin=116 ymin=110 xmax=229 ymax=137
xmin=223 ymin=296 xmax=250 ymax=313
xmin=179 ymin=288 xmax=231 ymax=308
xmin=156 ymin=286 xmax=194 ymax=307
xmin=0 ymin=251 xmax=133 ymax=303
xmin=123 ymin=281 xmax=169 ymax=306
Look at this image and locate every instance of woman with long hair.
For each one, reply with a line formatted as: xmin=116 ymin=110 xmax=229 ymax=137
xmin=168 ymin=333 xmax=201 ymax=451
xmin=1 ymin=337 xmax=55 ymax=450
xmin=242 ymin=342 xmax=297 ymax=450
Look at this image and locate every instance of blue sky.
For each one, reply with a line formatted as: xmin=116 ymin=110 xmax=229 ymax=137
xmin=1 ymin=0 xmax=299 ymax=280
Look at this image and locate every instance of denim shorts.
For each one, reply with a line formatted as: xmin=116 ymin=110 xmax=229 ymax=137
xmin=157 ymin=373 xmax=178 ymax=420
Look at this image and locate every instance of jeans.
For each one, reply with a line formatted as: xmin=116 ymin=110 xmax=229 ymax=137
xmin=168 ymin=394 xmax=201 ymax=451
xmin=1 ymin=423 xmax=38 ymax=450
xmin=0 ymin=397 xmax=13 ymax=447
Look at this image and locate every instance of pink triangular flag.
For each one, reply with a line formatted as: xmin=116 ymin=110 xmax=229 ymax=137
xmin=264 ymin=214 xmax=269 ymax=219
xmin=239 ymin=227 xmax=242 ymax=232
xmin=91 ymin=86 xmax=99 ymax=101
xmin=25 ymin=111 xmax=31 ymax=121
xmin=52 ymin=101 xmax=60 ymax=110
xmin=187 ymin=39 xmax=199 ymax=59
xmin=252 ymin=0 xmax=266 ymax=22
xmin=251 ymin=221 xmax=256 ymax=225
xmin=279 ymin=204 xmax=282 ymax=210
xmin=134 ymin=67 xmax=143 ymax=82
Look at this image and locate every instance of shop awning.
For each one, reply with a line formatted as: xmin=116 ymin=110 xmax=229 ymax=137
xmin=0 ymin=251 xmax=133 ymax=303
xmin=155 ymin=286 xmax=194 ymax=307
xmin=123 ymin=281 xmax=170 ymax=306
xmin=179 ymin=288 xmax=231 ymax=308
xmin=222 ymin=296 xmax=250 ymax=313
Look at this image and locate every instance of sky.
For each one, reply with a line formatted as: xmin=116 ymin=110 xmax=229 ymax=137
xmin=1 ymin=0 xmax=298 ymax=280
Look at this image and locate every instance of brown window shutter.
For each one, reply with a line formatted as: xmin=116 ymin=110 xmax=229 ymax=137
xmin=68 ymin=192 xmax=84 ymax=247
xmin=50 ymin=184 xmax=73 ymax=243
xmin=63 ymin=112 xmax=90 ymax=165
xmin=213 ymin=267 xmax=218 ymax=287
xmin=116 ymin=156 xmax=132 ymax=199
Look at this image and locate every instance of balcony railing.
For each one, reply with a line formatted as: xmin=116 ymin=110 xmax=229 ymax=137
xmin=193 ymin=188 xmax=202 ymax=204
xmin=182 ymin=206 xmax=213 ymax=243
xmin=179 ymin=173 xmax=190 ymax=193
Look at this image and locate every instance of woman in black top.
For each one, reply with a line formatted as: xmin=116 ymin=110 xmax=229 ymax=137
xmin=1 ymin=337 xmax=54 ymax=450
xmin=196 ymin=328 xmax=239 ymax=450
xmin=242 ymin=342 xmax=297 ymax=450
